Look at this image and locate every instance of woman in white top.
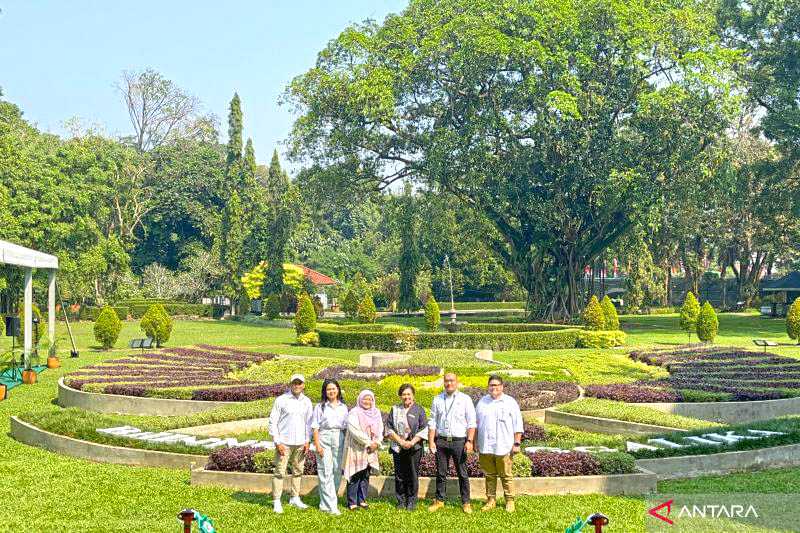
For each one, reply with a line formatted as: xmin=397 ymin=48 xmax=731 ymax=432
xmin=310 ymin=379 xmax=348 ymax=515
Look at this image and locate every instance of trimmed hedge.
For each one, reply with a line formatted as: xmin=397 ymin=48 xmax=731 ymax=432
xmin=576 ymin=330 xmax=626 ymax=348
xmin=457 ymin=323 xmax=580 ymax=333
xmin=80 ymin=302 xmax=212 ymax=321
xmin=446 ymin=301 xmax=524 ymax=310
xmin=81 ymin=306 xmax=129 ymax=321
xmin=317 ymin=325 xmax=587 ymax=351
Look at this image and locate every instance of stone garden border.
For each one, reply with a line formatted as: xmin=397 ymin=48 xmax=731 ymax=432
xmin=544 ymin=408 xmax=689 ymax=435
xmin=10 ymin=416 xmax=204 ymax=469
xmin=16 ymin=415 xmax=800 ymax=488
xmin=57 ymin=377 xmax=245 ymax=416
xmin=635 ymin=443 xmax=800 ymax=480
xmin=636 ymin=396 xmax=800 ymax=425
xmin=189 ymin=466 xmax=657 ymax=498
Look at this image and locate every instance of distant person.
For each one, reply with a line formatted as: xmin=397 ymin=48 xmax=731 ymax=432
xmin=475 ymin=375 xmax=523 ymax=512
xmin=343 ymin=389 xmax=383 ymax=511
xmin=268 ymin=374 xmax=313 ymax=514
xmin=311 ymin=379 xmax=348 ymax=516
xmin=427 ymin=372 xmax=477 ymax=514
xmin=385 ymin=383 xmax=427 ymax=510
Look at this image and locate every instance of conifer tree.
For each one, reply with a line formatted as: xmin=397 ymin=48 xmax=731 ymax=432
xmin=679 ymin=291 xmax=701 ymax=341
xmin=787 ymin=298 xmax=800 ymax=344
xmin=696 ymin=301 xmax=718 ymax=342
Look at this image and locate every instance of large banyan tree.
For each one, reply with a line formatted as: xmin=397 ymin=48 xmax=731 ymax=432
xmin=286 ymin=0 xmax=738 ymax=320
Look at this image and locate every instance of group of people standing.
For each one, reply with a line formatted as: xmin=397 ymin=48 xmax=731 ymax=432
xmin=268 ymin=371 xmax=523 ymax=516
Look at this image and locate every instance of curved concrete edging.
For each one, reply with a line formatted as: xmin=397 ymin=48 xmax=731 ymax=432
xmin=10 ymin=416 xmax=205 ymax=469
xmin=57 ymin=377 xmax=245 ymax=416
xmin=544 ymin=408 xmax=691 ymax=435
xmin=636 ymin=396 xmax=800 ymax=425
xmin=189 ymin=466 xmax=657 ymax=498
xmin=635 ymin=443 xmax=800 ymax=480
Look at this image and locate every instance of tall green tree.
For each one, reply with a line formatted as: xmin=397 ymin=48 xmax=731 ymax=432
xmin=226 ymin=93 xmax=243 ymax=172
xmin=287 ymin=0 xmax=737 ymax=320
xmin=219 ymin=190 xmax=246 ymax=312
xmin=262 ymin=150 xmax=297 ymax=297
xmin=397 ymin=183 xmax=420 ymax=312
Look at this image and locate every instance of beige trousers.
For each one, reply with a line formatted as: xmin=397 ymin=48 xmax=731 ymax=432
xmin=479 ymin=453 xmax=514 ymax=500
xmin=272 ymin=445 xmax=306 ymax=499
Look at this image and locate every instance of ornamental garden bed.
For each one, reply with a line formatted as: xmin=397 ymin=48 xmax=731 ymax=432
xmin=316 ymin=322 xmax=624 ymax=351
xmin=581 ymin=346 xmax=800 ymax=404
xmin=59 ymin=344 xmax=581 ymax=410
xmin=202 ymin=442 xmax=640 ymax=479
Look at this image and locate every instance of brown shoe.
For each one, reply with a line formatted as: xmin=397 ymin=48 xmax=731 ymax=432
xmin=428 ymin=500 xmax=444 ymax=513
xmin=462 ymin=503 xmax=473 ymax=514
xmin=505 ymin=499 xmax=515 ymax=513
xmin=481 ymin=499 xmax=496 ymax=512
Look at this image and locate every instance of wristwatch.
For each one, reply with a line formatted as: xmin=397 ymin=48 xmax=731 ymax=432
xmin=513 ymin=442 xmax=521 ymax=447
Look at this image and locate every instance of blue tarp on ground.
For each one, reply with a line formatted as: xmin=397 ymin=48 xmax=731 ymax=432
xmin=0 ymin=364 xmax=47 ymax=395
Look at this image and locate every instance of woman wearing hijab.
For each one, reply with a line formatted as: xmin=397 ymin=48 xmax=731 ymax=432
xmin=385 ymin=383 xmax=427 ymax=510
xmin=343 ymin=389 xmax=383 ymax=511
xmin=310 ymin=379 xmax=348 ymax=515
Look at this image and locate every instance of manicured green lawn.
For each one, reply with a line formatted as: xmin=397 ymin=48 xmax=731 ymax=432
xmin=2 ymin=313 xmax=799 ymax=531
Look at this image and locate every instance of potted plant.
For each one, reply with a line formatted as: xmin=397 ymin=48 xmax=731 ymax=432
xmin=46 ymin=340 xmax=60 ymax=369
xmin=22 ymin=354 xmax=37 ymax=384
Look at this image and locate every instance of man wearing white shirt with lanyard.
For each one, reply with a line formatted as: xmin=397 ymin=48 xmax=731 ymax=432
xmin=475 ymin=374 xmax=524 ymax=513
xmin=427 ymin=372 xmax=477 ymax=514
xmin=269 ymin=374 xmax=313 ymax=514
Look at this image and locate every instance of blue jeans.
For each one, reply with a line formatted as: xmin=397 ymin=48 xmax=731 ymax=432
xmin=346 ymin=467 xmax=370 ymax=507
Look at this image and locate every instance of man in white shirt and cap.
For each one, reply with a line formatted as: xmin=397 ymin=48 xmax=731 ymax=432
xmin=427 ymin=372 xmax=477 ymax=514
xmin=269 ymin=373 xmax=313 ymax=514
xmin=475 ymin=374 xmax=524 ymax=513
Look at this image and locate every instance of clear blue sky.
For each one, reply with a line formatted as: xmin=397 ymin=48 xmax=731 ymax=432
xmin=0 ymin=1 xmax=407 ymax=165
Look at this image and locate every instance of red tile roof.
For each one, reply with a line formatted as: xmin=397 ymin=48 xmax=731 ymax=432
xmin=299 ymin=265 xmax=338 ymax=286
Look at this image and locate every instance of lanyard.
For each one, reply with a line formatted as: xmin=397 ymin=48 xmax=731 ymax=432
xmin=442 ymin=393 xmax=458 ymax=426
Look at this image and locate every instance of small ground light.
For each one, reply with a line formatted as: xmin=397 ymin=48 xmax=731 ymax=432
xmin=587 ymin=513 xmax=609 ymax=532
xmin=178 ymin=509 xmax=195 ymax=533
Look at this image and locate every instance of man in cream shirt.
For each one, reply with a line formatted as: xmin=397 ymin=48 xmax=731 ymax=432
xmin=475 ymin=375 xmax=523 ymax=513
xmin=269 ymin=374 xmax=313 ymax=514
xmin=427 ymin=372 xmax=477 ymax=514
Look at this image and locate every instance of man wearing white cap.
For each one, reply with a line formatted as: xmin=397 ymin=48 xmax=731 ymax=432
xmin=269 ymin=373 xmax=313 ymax=513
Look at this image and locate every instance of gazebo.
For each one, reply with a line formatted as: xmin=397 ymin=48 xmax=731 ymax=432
xmin=760 ymin=271 xmax=800 ymax=317
xmin=0 ymin=240 xmax=59 ymax=361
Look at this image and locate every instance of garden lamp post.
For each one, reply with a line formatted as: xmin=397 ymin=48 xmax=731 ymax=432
xmin=444 ymin=255 xmax=456 ymax=324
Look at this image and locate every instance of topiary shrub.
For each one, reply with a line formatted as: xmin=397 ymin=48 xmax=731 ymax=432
xmin=679 ymin=291 xmax=700 ymax=341
xmin=294 ymin=293 xmax=317 ymax=335
xmin=263 ymin=293 xmax=282 ymax=320
xmin=341 ymin=287 xmax=359 ymax=319
xmin=356 ymin=294 xmax=377 ymax=324
xmin=696 ymin=301 xmax=718 ymax=343
xmin=93 ymin=306 xmax=122 ymax=349
xmin=787 ymin=297 xmax=800 ymax=344
xmin=424 ymin=295 xmax=440 ymax=331
xmin=297 ymin=331 xmax=320 ymax=347
xmin=582 ymin=295 xmax=605 ymax=331
xmin=601 ymin=295 xmax=619 ymax=330
xmin=140 ymin=304 xmax=173 ymax=347
xmin=576 ymin=330 xmax=626 ymax=348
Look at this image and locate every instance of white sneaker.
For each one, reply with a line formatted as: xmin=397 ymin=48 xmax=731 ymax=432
xmin=329 ymin=508 xmax=342 ymax=516
xmin=273 ymin=500 xmax=283 ymax=514
xmin=289 ymin=496 xmax=309 ymax=510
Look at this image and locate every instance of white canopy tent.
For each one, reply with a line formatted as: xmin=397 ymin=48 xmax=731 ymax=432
xmin=0 ymin=240 xmax=58 ymax=360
